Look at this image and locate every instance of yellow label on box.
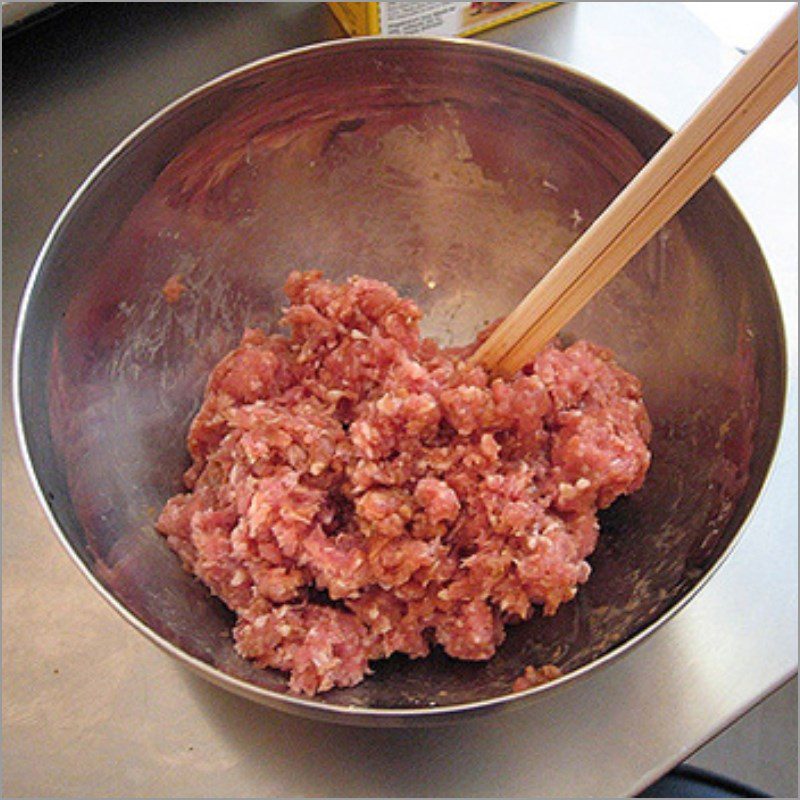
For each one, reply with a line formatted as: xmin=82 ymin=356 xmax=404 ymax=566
xmin=328 ymin=2 xmax=558 ymax=38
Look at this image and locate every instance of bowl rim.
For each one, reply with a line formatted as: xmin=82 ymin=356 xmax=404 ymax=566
xmin=12 ymin=34 xmax=789 ymax=724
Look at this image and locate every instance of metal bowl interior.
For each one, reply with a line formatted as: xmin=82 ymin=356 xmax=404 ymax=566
xmin=14 ymin=38 xmax=785 ymax=724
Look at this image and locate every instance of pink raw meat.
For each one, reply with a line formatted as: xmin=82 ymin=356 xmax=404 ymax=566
xmin=157 ymin=271 xmax=651 ymax=695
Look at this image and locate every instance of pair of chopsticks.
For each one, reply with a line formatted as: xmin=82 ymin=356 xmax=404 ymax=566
xmin=473 ymin=5 xmax=798 ymax=376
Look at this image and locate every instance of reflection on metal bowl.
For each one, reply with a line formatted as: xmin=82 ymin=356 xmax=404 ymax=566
xmin=13 ymin=37 xmax=785 ymax=725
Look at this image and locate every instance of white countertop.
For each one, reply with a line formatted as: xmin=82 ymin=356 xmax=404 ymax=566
xmin=3 ymin=3 xmax=797 ymax=796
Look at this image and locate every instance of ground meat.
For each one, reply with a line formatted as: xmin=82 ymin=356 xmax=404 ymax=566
xmin=512 ymin=664 xmax=563 ymax=692
xmin=162 ymin=273 xmax=186 ymax=304
xmin=157 ymin=271 xmax=652 ymax=695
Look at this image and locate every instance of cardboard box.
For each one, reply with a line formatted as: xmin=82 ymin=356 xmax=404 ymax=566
xmin=328 ymin=2 xmax=558 ymax=38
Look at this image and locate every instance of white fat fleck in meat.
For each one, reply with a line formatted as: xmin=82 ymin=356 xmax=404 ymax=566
xmin=230 ymin=569 xmax=247 ymax=587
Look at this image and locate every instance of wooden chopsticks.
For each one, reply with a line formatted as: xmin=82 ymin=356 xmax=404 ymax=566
xmin=472 ymin=5 xmax=799 ymax=377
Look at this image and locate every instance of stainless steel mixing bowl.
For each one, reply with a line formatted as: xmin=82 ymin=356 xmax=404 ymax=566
xmin=13 ymin=37 xmax=785 ymax=725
